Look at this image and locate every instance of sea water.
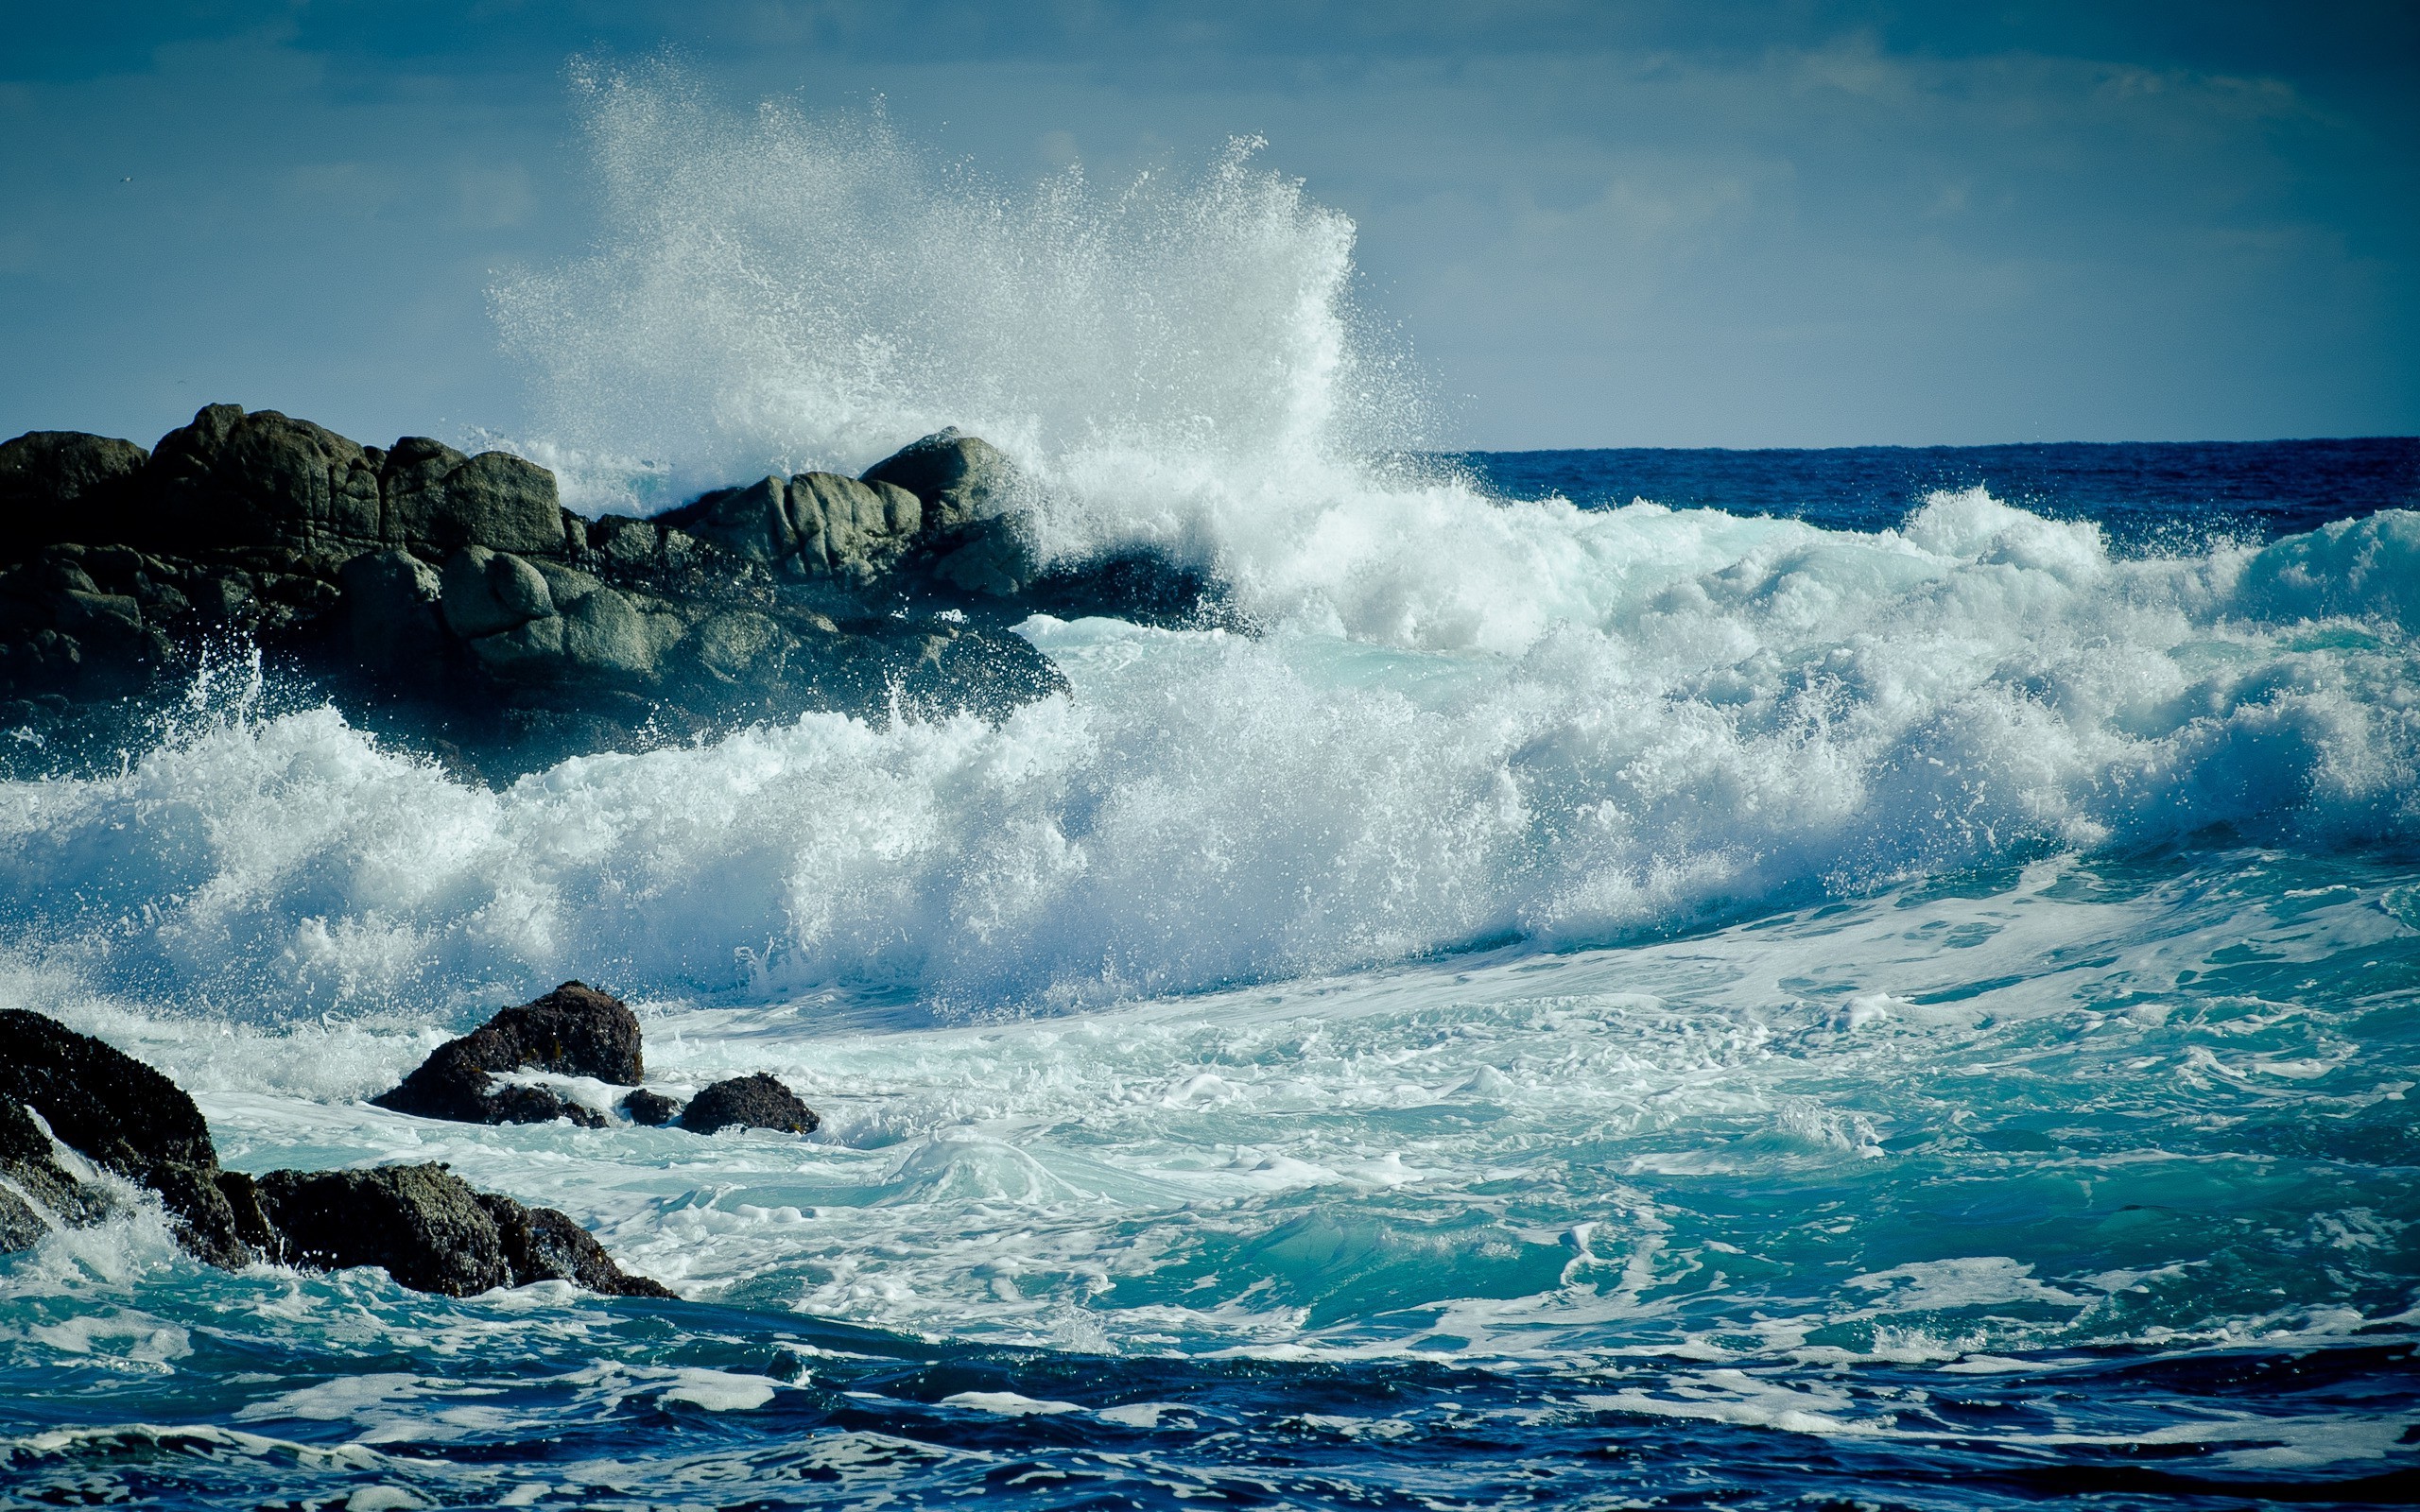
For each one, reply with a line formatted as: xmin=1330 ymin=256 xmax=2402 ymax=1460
xmin=1 ymin=74 xmax=2416 ymax=1509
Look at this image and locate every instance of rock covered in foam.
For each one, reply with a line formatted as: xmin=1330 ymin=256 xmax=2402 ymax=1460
xmin=254 ymin=1163 xmax=672 ymax=1299
xmin=372 ymin=981 xmax=642 ymax=1128
xmin=679 ymin=1074 xmax=819 ymax=1135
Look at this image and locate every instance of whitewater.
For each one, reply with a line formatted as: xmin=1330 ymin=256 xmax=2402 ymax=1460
xmin=2 ymin=72 xmax=2414 ymax=1509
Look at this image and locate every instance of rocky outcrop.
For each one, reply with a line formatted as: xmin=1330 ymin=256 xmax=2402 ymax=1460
xmin=0 ymin=1094 xmax=111 ymax=1249
xmin=0 ymin=404 xmax=1238 ymax=776
xmin=658 ymin=472 xmax=925 ymax=589
xmin=255 ymin=1164 xmax=670 ymax=1298
xmin=372 ymin=982 xmax=641 ymax=1128
xmin=0 ymin=1008 xmax=264 ymax=1265
xmin=0 ymin=1008 xmax=667 ymax=1298
xmin=374 ymin=987 xmax=820 ymax=1141
xmin=680 ymin=1074 xmax=820 ymax=1135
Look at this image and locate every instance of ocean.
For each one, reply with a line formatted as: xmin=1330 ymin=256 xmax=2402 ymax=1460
xmin=3 ymin=85 xmax=2418 ymax=1509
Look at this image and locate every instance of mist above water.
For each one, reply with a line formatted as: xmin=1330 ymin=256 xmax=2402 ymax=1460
xmin=493 ymin=65 xmax=1423 ymax=515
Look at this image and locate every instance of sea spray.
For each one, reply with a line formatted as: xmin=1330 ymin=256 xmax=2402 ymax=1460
xmin=493 ymin=64 xmax=1421 ymax=516
xmin=0 ymin=488 xmax=2411 ymax=1020
xmin=3 ymin=74 xmax=2415 ymax=1510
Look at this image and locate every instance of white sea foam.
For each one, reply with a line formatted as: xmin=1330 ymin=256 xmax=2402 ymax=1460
xmin=8 ymin=75 xmax=2410 ymax=1018
xmin=0 ymin=491 xmax=2410 ymax=1020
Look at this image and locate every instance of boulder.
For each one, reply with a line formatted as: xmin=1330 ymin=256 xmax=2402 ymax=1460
xmin=679 ymin=1074 xmax=819 ymax=1135
xmin=480 ymin=1192 xmax=673 ymax=1297
xmin=0 ymin=1007 xmax=666 ymax=1297
xmin=143 ymin=404 xmax=383 ymax=557
xmin=338 ymin=549 xmax=444 ymax=677
xmin=658 ymin=471 xmax=923 ymax=586
xmin=0 ymin=431 xmax=148 ymax=550
xmin=380 ymin=438 xmax=571 ymax=558
xmin=924 ymin=513 xmax=1038 ymax=598
xmin=436 ymin=549 xmax=677 ymax=684
xmin=860 ymin=428 xmax=1025 ymax=532
xmin=441 ymin=544 xmax=555 ymax=640
xmin=0 ymin=1009 xmax=259 ymax=1265
xmin=254 ymin=1163 xmax=671 ymax=1298
xmin=620 ymin=1089 xmax=683 ymax=1126
xmin=371 ymin=982 xmax=642 ymax=1128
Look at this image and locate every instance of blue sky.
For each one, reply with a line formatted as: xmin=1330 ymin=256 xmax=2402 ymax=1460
xmin=1 ymin=1 xmax=2412 ymax=450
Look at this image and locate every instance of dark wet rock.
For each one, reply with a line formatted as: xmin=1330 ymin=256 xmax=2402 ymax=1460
xmin=0 ymin=1011 xmax=663 ymax=1293
xmin=338 ymin=548 xmax=445 ymax=677
xmin=254 ymin=1162 xmax=671 ymax=1298
xmin=0 ymin=404 xmax=1109 ymax=775
xmin=620 ymin=1089 xmax=684 ymax=1126
xmin=479 ymin=1192 xmax=675 ymax=1298
xmin=256 ymin=1164 xmax=506 ymax=1295
xmin=658 ymin=471 xmax=924 ymax=589
xmin=372 ymin=981 xmax=641 ymax=1128
xmin=381 ymin=438 xmax=569 ymax=558
xmin=0 ymin=432 xmax=149 ymax=551
xmin=0 ymin=1009 xmax=256 ymax=1265
xmin=1022 ymin=549 xmax=1241 ymax=630
xmin=860 ymin=427 xmax=1025 ymax=534
xmin=144 ymin=404 xmax=385 ymax=557
xmin=679 ymin=1074 xmax=819 ymax=1136
xmin=0 ymin=1094 xmax=112 ymax=1251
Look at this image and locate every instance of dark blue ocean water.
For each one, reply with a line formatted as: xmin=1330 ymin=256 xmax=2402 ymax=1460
xmin=2 ymin=438 xmax=2416 ymax=1510
xmin=1463 ymin=437 xmax=2420 ymax=548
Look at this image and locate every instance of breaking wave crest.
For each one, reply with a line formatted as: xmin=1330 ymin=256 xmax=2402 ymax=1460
xmin=0 ymin=492 xmax=2411 ymax=1021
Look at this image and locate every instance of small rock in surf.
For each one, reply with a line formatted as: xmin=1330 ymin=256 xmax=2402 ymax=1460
xmin=679 ymin=1073 xmax=819 ymax=1135
xmin=372 ymin=981 xmax=643 ymax=1128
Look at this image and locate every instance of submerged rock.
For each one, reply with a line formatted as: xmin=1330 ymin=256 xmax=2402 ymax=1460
xmin=679 ymin=1074 xmax=819 ymax=1136
xmin=372 ymin=982 xmax=641 ymax=1128
xmin=254 ymin=1163 xmax=671 ymax=1299
xmin=0 ymin=1008 xmax=263 ymax=1265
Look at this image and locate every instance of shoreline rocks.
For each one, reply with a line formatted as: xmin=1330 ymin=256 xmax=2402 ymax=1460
xmin=0 ymin=404 xmax=1233 ymax=777
xmin=375 ymin=985 xmax=822 ymax=1139
xmin=0 ymin=1008 xmax=668 ymax=1299
xmin=257 ymin=1164 xmax=670 ymax=1299
xmin=0 ymin=1007 xmax=266 ymax=1266
xmin=371 ymin=981 xmax=642 ymax=1127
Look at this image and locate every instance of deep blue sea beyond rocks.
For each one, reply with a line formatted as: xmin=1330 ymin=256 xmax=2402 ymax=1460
xmin=2 ymin=438 xmax=2416 ymax=1509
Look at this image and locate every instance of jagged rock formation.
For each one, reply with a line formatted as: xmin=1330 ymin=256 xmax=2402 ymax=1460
xmin=0 ymin=1094 xmax=111 ymax=1249
xmin=0 ymin=1008 xmax=666 ymax=1298
xmin=679 ymin=1073 xmax=820 ymax=1135
xmin=371 ymin=981 xmax=641 ymax=1128
xmin=0 ymin=404 xmax=1228 ymax=775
